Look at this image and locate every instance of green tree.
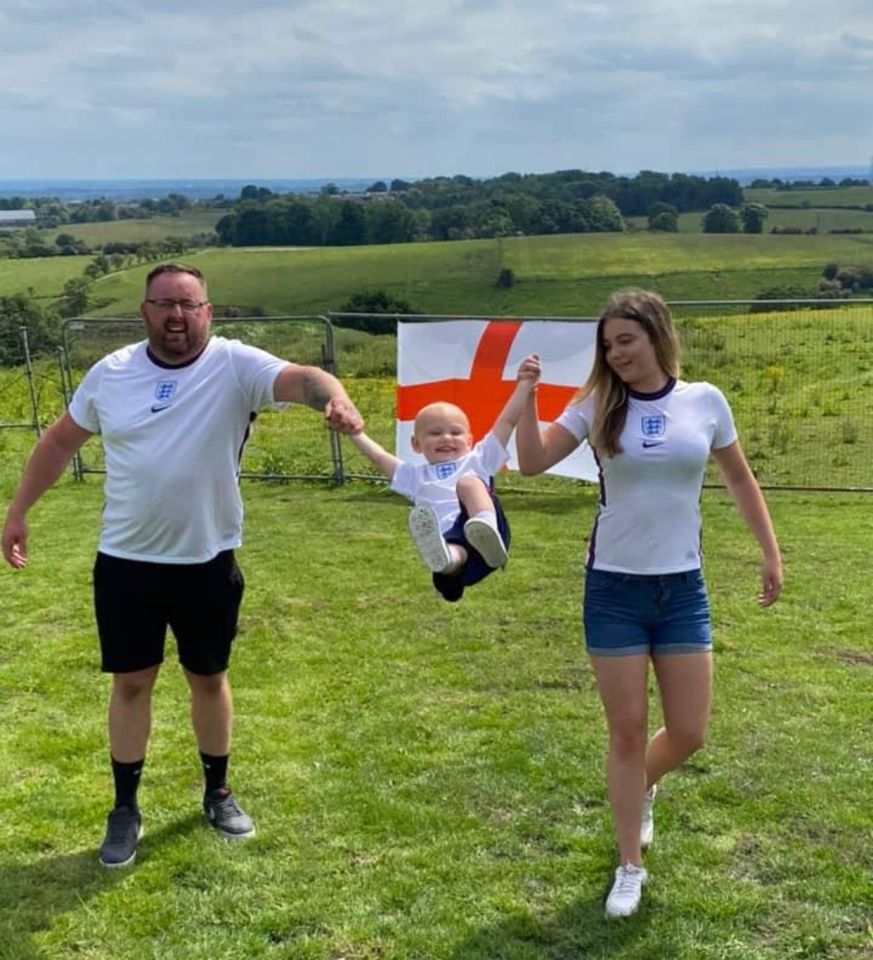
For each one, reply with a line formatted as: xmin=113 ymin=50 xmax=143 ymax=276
xmin=702 ymin=203 xmax=741 ymax=233
xmin=496 ymin=267 xmax=515 ymax=289
xmin=94 ymin=201 xmax=117 ymax=222
xmin=581 ymin=195 xmax=625 ymax=232
xmin=330 ymin=201 xmax=367 ymax=246
xmin=740 ymin=203 xmax=769 ymax=234
xmin=647 ymin=202 xmax=679 ymax=232
xmin=429 ymin=205 xmax=474 ymax=241
xmin=364 ymin=200 xmax=422 ymax=244
xmin=0 ymin=295 xmax=59 ymax=365
xmin=240 ymin=185 xmax=273 ymax=201
xmin=336 ymin=290 xmax=416 ymax=334
xmin=60 ymin=278 xmax=91 ymax=317
xmin=477 ymin=210 xmax=514 ymax=238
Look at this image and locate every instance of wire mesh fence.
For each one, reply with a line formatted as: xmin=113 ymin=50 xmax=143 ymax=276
xmin=670 ymin=300 xmax=873 ymax=489
xmin=58 ymin=316 xmax=344 ymax=483
xmin=2 ymin=300 xmax=872 ymax=491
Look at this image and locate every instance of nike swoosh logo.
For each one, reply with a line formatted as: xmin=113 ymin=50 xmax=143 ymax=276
xmin=150 ymin=404 xmax=172 ymax=413
xmin=642 ymin=440 xmax=664 ymax=448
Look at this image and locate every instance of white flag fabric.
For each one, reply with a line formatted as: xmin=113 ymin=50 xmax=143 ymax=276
xmin=395 ymin=319 xmax=599 ymax=481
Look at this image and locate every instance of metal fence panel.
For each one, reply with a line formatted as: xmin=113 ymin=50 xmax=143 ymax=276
xmin=332 ymin=301 xmax=873 ymax=491
xmin=16 ymin=299 xmax=870 ymax=492
xmin=59 ymin=315 xmax=343 ymax=483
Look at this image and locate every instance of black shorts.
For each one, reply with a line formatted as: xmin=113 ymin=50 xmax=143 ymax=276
xmin=93 ymin=550 xmax=245 ymax=676
xmin=433 ymin=495 xmax=511 ymax=603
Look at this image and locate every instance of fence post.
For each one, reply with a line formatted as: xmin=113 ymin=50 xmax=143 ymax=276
xmin=57 ymin=344 xmax=82 ymax=481
xmin=320 ymin=316 xmax=345 ymax=484
xmin=20 ymin=326 xmax=41 ymax=438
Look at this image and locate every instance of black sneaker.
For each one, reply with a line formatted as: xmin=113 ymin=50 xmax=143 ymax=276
xmin=99 ymin=805 xmax=142 ymax=869
xmin=203 ymin=788 xmax=256 ymax=840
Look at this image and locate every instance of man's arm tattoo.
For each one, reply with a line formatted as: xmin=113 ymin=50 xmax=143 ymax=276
xmin=301 ymin=372 xmax=334 ymax=412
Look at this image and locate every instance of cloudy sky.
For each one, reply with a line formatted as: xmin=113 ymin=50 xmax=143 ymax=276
xmin=2 ymin=0 xmax=872 ymax=180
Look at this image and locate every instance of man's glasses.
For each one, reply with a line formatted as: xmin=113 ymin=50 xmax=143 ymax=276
xmin=145 ymin=299 xmax=208 ymax=313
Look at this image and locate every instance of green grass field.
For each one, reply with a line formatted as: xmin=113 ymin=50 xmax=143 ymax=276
xmin=627 ymin=209 xmax=873 ymax=234
xmin=0 ymin=255 xmax=94 ymax=302
xmin=45 ymin=210 xmax=224 ymax=246
xmin=4 ymin=231 xmax=873 ymax=320
xmin=744 ymin=186 xmax=873 ymax=208
xmin=0 ymin=477 xmax=871 ymax=959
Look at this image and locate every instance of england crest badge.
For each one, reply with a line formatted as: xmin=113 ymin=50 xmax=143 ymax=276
xmin=641 ymin=414 xmax=666 ymax=438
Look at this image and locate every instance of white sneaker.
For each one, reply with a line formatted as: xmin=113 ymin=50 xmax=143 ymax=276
xmin=605 ymin=862 xmax=647 ymax=918
xmin=463 ymin=517 xmax=508 ymax=569
xmin=641 ymin=784 xmax=656 ymax=849
xmin=408 ymin=506 xmax=453 ymax=572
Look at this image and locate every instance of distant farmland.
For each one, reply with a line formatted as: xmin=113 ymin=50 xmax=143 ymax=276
xmin=3 ymin=230 xmax=871 ymax=319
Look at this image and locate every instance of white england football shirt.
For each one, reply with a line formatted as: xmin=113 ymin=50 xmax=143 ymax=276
xmin=69 ymin=336 xmax=287 ymax=563
xmin=555 ymin=380 xmax=737 ymax=574
xmin=390 ymin=432 xmax=508 ymax=532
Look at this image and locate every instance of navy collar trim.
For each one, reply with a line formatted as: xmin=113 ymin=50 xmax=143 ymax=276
xmin=629 ymin=377 xmax=676 ymax=401
xmin=146 ymin=343 xmax=208 ymax=370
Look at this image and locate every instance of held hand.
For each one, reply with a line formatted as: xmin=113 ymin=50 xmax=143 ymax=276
xmin=324 ymin=396 xmax=364 ymax=435
xmin=758 ymin=555 xmax=783 ymax=607
xmin=517 ymin=354 xmax=542 ymax=386
xmin=2 ymin=515 xmax=28 ymax=570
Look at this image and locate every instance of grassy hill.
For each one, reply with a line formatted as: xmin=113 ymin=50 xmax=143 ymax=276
xmin=621 ymin=183 xmax=873 ymax=235
xmin=627 ymin=208 xmax=873 ymax=234
xmin=744 ymin=185 xmax=873 ymax=208
xmin=3 ymin=232 xmax=872 ymax=320
xmin=44 ymin=209 xmax=224 ymax=246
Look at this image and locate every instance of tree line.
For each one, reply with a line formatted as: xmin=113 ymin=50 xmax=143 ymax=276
xmin=0 ymin=193 xmax=198 ymax=228
xmin=747 ymin=176 xmax=870 ymax=190
xmin=213 ymin=169 xmax=743 ymax=247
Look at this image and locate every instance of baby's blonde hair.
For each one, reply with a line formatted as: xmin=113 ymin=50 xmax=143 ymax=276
xmin=413 ymin=402 xmax=470 ymax=437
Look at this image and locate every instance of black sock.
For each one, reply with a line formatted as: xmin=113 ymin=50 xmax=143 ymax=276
xmin=111 ymin=756 xmax=144 ymax=811
xmin=200 ymin=752 xmax=229 ymax=794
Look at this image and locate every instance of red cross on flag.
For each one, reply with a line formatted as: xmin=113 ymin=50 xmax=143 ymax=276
xmin=396 ymin=319 xmax=599 ymax=480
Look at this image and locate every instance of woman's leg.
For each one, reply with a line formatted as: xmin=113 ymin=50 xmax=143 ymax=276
xmin=646 ymin=652 xmax=712 ymax=787
xmin=590 ymin=653 xmax=650 ymax=865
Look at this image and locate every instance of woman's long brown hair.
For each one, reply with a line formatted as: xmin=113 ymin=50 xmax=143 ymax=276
xmin=574 ymin=290 xmax=680 ymax=457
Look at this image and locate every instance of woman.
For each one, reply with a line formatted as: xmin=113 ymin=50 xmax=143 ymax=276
xmin=515 ymin=290 xmax=782 ymax=919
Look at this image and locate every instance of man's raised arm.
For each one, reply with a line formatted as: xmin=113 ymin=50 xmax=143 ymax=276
xmin=273 ymin=364 xmax=363 ymax=435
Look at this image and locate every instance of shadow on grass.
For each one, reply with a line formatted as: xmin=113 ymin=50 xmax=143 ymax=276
xmin=0 ymin=813 xmax=201 ymax=959
xmin=499 ymin=493 xmax=586 ymax=516
xmin=449 ymin=891 xmax=648 ymax=960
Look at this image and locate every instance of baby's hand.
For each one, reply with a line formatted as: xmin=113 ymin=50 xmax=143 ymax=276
xmin=517 ymin=354 xmax=542 ymax=384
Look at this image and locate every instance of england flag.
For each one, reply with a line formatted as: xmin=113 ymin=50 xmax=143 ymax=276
xmin=395 ymin=319 xmax=599 ymax=480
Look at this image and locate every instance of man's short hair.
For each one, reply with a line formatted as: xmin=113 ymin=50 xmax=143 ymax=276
xmin=145 ymin=263 xmax=208 ymax=297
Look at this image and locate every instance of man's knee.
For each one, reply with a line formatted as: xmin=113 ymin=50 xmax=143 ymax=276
xmin=185 ymin=669 xmax=229 ymax=698
xmin=112 ymin=667 xmax=159 ymax=703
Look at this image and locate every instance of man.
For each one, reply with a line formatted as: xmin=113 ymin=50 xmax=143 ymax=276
xmin=2 ymin=263 xmax=363 ymax=868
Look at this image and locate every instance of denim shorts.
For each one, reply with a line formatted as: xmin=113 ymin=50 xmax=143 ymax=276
xmin=583 ymin=567 xmax=712 ymax=657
